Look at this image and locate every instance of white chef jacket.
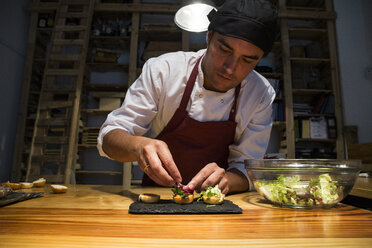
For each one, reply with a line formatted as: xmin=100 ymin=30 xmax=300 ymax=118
xmin=97 ymin=49 xmax=276 ymax=186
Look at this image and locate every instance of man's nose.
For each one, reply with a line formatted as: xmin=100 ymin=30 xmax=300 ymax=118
xmin=223 ymin=55 xmax=237 ymax=74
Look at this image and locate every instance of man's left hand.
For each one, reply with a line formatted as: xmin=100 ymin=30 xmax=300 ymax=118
xmin=185 ymin=163 xmax=229 ymax=194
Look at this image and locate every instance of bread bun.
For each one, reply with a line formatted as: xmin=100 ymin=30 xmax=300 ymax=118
xmin=33 ymin=178 xmax=46 ymax=187
xmin=139 ymin=193 xmax=160 ymax=203
xmin=2 ymin=182 xmax=22 ymax=190
xmin=50 ymin=184 xmax=68 ymax=193
xmin=202 ymin=195 xmax=224 ymax=205
xmin=20 ymin=182 xmax=34 ymax=189
xmin=173 ymin=194 xmax=194 ymax=204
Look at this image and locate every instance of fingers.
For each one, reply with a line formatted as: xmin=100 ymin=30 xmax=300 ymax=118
xmin=139 ymin=139 xmax=181 ymax=187
xmin=140 ymin=162 xmax=166 ymax=186
xmin=157 ymin=147 xmax=182 ymax=184
xmin=186 ymin=163 xmax=227 ymax=193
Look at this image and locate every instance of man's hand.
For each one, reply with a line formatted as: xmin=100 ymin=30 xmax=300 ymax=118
xmin=185 ymin=163 xmax=249 ymax=195
xmin=102 ymin=129 xmax=182 ymax=187
xmin=185 ymin=163 xmax=229 ymax=194
xmin=136 ymin=138 xmax=182 ymax=187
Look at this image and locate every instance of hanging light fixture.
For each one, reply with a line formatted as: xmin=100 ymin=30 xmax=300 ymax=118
xmin=174 ymin=0 xmax=217 ymax=32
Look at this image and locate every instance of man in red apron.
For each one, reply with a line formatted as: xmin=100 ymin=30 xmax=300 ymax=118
xmin=98 ymin=0 xmax=278 ymax=194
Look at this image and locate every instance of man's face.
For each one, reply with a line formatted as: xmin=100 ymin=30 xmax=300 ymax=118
xmin=202 ymin=31 xmax=264 ymax=92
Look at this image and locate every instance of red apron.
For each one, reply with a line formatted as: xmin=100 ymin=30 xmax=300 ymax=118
xmin=142 ymin=57 xmax=241 ymax=186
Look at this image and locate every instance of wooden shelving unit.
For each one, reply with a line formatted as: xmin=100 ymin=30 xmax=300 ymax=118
xmin=276 ymin=0 xmax=345 ymax=159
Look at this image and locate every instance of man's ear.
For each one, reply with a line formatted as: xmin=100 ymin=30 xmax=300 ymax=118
xmin=206 ymin=30 xmax=213 ymax=44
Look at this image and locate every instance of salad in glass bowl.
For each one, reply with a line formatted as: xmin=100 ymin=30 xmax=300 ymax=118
xmin=245 ymin=159 xmax=361 ymax=209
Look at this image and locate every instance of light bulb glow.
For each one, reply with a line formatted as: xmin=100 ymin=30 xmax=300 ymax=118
xmin=174 ymin=3 xmax=216 ymax=32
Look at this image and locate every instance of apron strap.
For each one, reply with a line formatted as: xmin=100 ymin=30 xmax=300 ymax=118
xmin=179 ymin=57 xmax=202 ymax=111
xmin=229 ymin=83 xmax=241 ymax=122
xmin=179 ymin=56 xmax=241 ymax=123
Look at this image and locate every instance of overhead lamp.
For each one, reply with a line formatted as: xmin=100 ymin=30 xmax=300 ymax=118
xmin=174 ymin=1 xmax=217 ymax=32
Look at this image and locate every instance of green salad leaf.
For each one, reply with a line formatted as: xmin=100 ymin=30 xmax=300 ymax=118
xmin=198 ymin=185 xmax=224 ymax=202
xmin=256 ymin=173 xmax=340 ymax=207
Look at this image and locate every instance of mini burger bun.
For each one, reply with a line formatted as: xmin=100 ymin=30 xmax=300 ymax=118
xmin=2 ymin=182 xmax=22 ymax=190
xmin=20 ymin=182 xmax=34 ymax=189
xmin=173 ymin=194 xmax=194 ymax=204
xmin=202 ymin=195 xmax=224 ymax=205
xmin=33 ymin=178 xmax=46 ymax=187
xmin=50 ymin=184 xmax=68 ymax=193
xmin=139 ymin=193 xmax=160 ymax=203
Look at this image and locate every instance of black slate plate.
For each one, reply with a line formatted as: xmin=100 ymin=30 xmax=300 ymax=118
xmin=0 ymin=192 xmax=44 ymax=207
xmin=129 ymin=199 xmax=242 ymax=214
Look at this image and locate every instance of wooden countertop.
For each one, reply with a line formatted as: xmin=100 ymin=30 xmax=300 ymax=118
xmin=1 ymin=185 xmax=371 ymax=248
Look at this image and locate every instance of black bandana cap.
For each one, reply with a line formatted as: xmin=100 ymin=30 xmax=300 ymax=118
xmin=208 ymin=0 xmax=278 ymax=56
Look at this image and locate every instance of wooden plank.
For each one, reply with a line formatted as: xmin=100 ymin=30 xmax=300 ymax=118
xmin=288 ymin=27 xmax=327 ymax=40
xmin=54 ymin=25 xmax=88 ymax=32
xmin=38 ymin=118 xmax=70 ymax=126
xmin=61 ymin=0 xmax=91 ymax=5
xmin=49 ymin=54 xmax=81 ymax=61
xmin=94 ymin=3 xmax=179 ymax=14
xmin=64 ymin=0 xmax=95 ymax=184
xmin=44 ymin=69 xmax=80 ymax=76
xmin=12 ymin=6 xmax=39 ymax=181
xmin=279 ymin=0 xmax=295 ymax=158
xmin=28 ymin=2 xmax=59 ymax=12
xmin=54 ymin=39 xmax=85 ymax=46
xmin=81 ymin=109 xmax=112 ymax=115
xmin=32 ymin=155 xmax=65 ymax=163
xmin=34 ymin=136 xmax=69 ymax=144
xmin=128 ymin=3 xmax=139 ymax=86
xmin=279 ymin=9 xmax=337 ymax=20
xmin=123 ymin=162 xmax=132 ymax=187
xmin=39 ymin=101 xmax=73 ymax=110
xmin=90 ymin=92 xmax=125 ymax=98
xmin=325 ymin=0 xmax=345 ymax=159
xmin=59 ymin=12 xmax=89 ymax=18
xmin=86 ymin=63 xmax=129 ymax=73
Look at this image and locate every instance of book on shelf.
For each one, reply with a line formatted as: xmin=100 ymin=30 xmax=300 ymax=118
xmin=293 ymin=102 xmax=313 ymax=114
xmin=302 ymin=119 xmax=311 ymax=138
xmin=313 ymin=94 xmax=335 ymax=114
xmin=309 ymin=116 xmax=328 ymax=139
xmin=295 ymin=118 xmax=335 ymax=140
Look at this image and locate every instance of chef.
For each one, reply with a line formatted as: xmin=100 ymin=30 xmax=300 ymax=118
xmin=97 ymin=0 xmax=278 ymax=194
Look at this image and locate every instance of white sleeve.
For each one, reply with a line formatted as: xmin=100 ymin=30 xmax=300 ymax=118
xmin=97 ymin=58 xmax=162 ymax=158
xmin=227 ymin=84 xmax=275 ymax=190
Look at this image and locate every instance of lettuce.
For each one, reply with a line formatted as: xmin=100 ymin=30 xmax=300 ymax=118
xmin=256 ymin=173 xmax=340 ymax=207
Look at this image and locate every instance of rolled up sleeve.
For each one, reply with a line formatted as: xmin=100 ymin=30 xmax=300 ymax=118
xmin=97 ymin=58 xmax=161 ymax=158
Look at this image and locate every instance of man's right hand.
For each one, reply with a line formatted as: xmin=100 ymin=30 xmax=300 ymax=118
xmin=102 ymin=129 xmax=182 ymax=187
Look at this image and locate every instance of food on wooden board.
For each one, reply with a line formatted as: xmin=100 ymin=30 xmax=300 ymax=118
xmin=198 ymin=185 xmax=225 ymax=205
xmin=20 ymin=182 xmax=34 ymax=189
xmin=139 ymin=193 xmax=160 ymax=203
xmin=1 ymin=182 xmax=22 ymax=190
xmin=172 ymin=183 xmax=194 ymax=204
xmin=50 ymin=184 xmax=68 ymax=193
xmin=33 ymin=178 xmax=46 ymax=187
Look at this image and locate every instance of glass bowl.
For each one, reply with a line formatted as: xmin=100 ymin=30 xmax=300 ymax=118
xmin=245 ymin=159 xmax=362 ymax=209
